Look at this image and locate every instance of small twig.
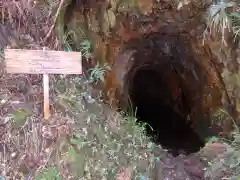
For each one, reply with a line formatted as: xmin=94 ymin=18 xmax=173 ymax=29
xmin=67 ymin=137 xmax=81 ymax=153
xmin=34 ymin=144 xmax=56 ymax=178
xmin=44 ymin=0 xmax=65 ymax=42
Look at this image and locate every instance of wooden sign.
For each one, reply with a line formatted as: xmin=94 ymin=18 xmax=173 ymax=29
xmin=4 ymin=48 xmax=82 ymax=120
xmin=5 ymin=49 xmax=82 ymax=74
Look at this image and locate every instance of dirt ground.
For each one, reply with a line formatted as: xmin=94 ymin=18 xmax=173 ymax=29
xmin=0 ymin=0 xmax=239 ymax=179
xmin=0 ymin=71 xmax=158 ymax=179
xmin=0 ymin=64 xmax=238 ymax=180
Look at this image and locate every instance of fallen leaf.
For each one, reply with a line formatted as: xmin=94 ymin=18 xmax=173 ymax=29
xmin=116 ymin=167 xmax=132 ymax=180
xmin=106 ymin=9 xmax=116 ymax=28
xmin=137 ymin=0 xmax=153 ymax=15
xmin=236 ymin=99 xmax=240 ymax=113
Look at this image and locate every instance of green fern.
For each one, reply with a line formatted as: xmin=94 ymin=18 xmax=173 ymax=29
xmin=203 ymin=0 xmax=235 ymax=45
xmin=79 ymin=40 xmax=92 ymax=60
xmin=230 ymin=11 xmax=240 ymax=40
xmin=62 ymin=28 xmax=92 ymax=60
xmin=88 ymin=62 xmax=111 ymax=84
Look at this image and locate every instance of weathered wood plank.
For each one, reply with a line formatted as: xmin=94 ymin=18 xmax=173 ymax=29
xmin=43 ymin=74 xmax=50 ymax=120
xmin=4 ymin=49 xmax=82 ymax=74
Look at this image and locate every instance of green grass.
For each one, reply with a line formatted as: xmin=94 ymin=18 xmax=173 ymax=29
xmin=0 ymin=73 xmax=160 ymax=180
xmin=52 ymin=75 xmax=159 ymax=179
xmin=1 ymin=1 xmax=240 ymax=179
xmin=35 ymin=167 xmax=62 ymax=180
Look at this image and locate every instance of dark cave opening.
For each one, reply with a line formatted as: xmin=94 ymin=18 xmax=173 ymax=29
xmin=130 ymin=67 xmax=205 ymax=156
xmin=125 ymin=33 xmax=207 ymax=156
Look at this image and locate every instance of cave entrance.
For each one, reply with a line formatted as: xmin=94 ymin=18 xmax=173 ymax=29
xmin=124 ymin=33 xmax=208 ymax=156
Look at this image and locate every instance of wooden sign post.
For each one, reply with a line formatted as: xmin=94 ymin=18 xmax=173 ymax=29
xmin=4 ymin=48 xmax=82 ymax=120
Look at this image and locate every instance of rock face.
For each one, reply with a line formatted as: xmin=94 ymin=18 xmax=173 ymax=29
xmin=0 ymin=0 xmax=236 ymax=141
xmin=154 ymin=142 xmax=233 ymax=180
xmin=155 ymin=153 xmax=205 ymax=180
xmin=117 ymin=32 xmax=209 ymax=154
xmin=62 ymin=0 xmax=237 ymax=138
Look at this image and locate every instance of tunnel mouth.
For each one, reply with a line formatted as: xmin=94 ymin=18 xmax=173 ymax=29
xmin=124 ymin=33 xmax=207 ymax=156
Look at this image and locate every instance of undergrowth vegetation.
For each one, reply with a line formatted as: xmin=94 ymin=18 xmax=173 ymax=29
xmin=0 ymin=0 xmax=240 ymax=179
xmin=203 ymin=1 xmax=240 ymax=177
xmin=0 ymin=73 xmax=159 ymax=179
xmin=203 ymin=108 xmax=240 ymax=179
xmin=0 ymin=1 xmax=159 ymax=176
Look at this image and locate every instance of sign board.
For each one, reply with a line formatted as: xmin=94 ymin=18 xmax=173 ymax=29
xmin=4 ymin=48 xmax=82 ymax=120
xmin=5 ymin=49 xmax=82 ymax=74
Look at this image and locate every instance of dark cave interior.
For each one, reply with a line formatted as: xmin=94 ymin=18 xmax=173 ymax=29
xmin=126 ymin=33 xmax=206 ymax=156
xmin=130 ymin=67 xmax=205 ymax=156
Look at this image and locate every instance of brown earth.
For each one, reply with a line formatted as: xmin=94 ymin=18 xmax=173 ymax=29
xmin=0 ymin=0 xmax=239 ymax=179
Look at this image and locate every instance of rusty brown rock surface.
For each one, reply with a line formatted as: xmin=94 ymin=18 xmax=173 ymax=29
xmin=0 ymin=0 xmax=235 ymax=137
xmin=153 ymin=142 xmax=233 ymax=180
xmin=0 ymin=1 xmax=239 ymax=179
xmin=61 ymin=0 xmax=238 ymax=137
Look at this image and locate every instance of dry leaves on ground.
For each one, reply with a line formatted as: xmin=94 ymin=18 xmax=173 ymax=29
xmin=115 ymin=167 xmax=132 ymax=180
